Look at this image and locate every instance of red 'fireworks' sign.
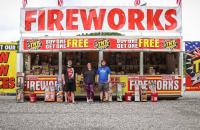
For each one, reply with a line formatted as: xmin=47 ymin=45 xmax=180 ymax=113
xmin=24 ymin=75 xmax=57 ymax=93
xmin=128 ymin=75 xmax=182 ymax=94
xmin=20 ymin=7 xmax=182 ymax=33
xmin=23 ymin=38 xmax=181 ymax=51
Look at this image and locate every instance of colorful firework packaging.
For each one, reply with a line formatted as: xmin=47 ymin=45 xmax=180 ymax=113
xmin=56 ymin=78 xmax=64 ymax=102
xmin=185 ymin=41 xmax=200 ymax=91
xmin=44 ymin=85 xmax=56 ymax=102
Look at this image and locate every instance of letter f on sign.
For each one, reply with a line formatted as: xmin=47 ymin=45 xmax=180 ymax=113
xmin=25 ymin=10 xmax=37 ymax=31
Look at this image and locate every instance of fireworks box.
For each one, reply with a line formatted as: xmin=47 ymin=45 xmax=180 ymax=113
xmin=16 ymin=89 xmax=24 ymax=103
xmin=66 ymin=92 xmax=73 ymax=103
xmin=116 ymin=83 xmax=123 ymax=102
xmin=56 ymin=91 xmax=63 ymax=102
xmin=16 ymin=73 xmax=25 ymax=103
xmin=56 ymin=82 xmax=63 ymax=102
xmin=140 ymin=88 xmax=147 ymax=102
xmin=44 ymin=85 xmax=55 ymax=102
xmin=134 ymin=84 xmax=140 ymax=102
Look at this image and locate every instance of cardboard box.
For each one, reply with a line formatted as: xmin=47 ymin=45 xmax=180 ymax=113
xmin=45 ymin=86 xmax=55 ymax=102
xmin=134 ymin=85 xmax=140 ymax=102
xmin=56 ymin=91 xmax=63 ymax=102
xmin=141 ymin=89 xmax=147 ymax=102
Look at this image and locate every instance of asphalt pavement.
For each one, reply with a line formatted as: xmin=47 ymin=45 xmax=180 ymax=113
xmin=0 ymin=92 xmax=200 ymax=130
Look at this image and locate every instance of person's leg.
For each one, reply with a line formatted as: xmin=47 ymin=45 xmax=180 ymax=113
xmin=105 ymin=92 xmax=108 ymax=101
xmin=86 ymin=84 xmax=90 ymax=103
xmin=71 ymin=91 xmax=75 ymax=103
xmin=99 ymin=83 xmax=103 ymax=101
xmin=105 ymin=83 xmax=109 ymax=101
xmin=65 ymin=92 xmax=68 ymax=103
xmin=70 ymin=82 xmax=76 ymax=103
xmin=90 ymin=84 xmax=94 ymax=102
xmin=100 ymin=91 xmax=103 ymax=101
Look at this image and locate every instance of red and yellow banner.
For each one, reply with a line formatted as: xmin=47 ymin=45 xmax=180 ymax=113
xmin=23 ymin=38 xmax=181 ymax=51
xmin=24 ymin=75 xmax=182 ymax=96
xmin=128 ymin=75 xmax=182 ymax=95
xmin=24 ymin=75 xmax=57 ymax=94
xmin=0 ymin=42 xmax=17 ymax=94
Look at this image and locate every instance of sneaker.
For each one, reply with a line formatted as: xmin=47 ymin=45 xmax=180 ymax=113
xmin=100 ymin=99 xmax=103 ymax=103
xmin=72 ymin=101 xmax=77 ymax=104
xmin=87 ymin=98 xmax=90 ymax=103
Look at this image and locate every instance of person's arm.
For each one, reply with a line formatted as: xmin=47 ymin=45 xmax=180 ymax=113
xmin=107 ymin=67 xmax=111 ymax=83
xmin=108 ymin=74 xmax=110 ymax=83
xmin=96 ymin=68 xmax=99 ymax=83
xmin=62 ymin=74 xmax=65 ymax=85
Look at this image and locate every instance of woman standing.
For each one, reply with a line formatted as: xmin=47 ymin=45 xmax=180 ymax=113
xmin=83 ymin=63 xmax=96 ymax=103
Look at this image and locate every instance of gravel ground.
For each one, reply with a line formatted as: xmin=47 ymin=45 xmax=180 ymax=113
xmin=0 ymin=92 xmax=200 ymax=130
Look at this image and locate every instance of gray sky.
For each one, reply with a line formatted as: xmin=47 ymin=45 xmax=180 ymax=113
xmin=0 ymin=0 xmax=199 ymax=41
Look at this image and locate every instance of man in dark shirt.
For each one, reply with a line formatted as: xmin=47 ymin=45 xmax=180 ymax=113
xmin=63 ymin=60 xmax=76 ymax=103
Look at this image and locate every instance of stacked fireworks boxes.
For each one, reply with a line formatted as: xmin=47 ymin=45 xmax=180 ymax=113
xmin=116 ymin=82 xmax=124 ymax=102
xmin=44 ymin=85 xmax=55 ymax=102
xmin=134 ymin=84 xmax=147 ymax=102
xmin=148 ymin=81 xmax=158 ymax=102
xmin=16 ymin=72 xmax=25 ymax=103
xmin=140 ymin=84 xmax=147 ymax=102
xmin=56 ymin=78 xmax=64 ymax=102
xmin=134 ymin=84 xmax=140 ymax=102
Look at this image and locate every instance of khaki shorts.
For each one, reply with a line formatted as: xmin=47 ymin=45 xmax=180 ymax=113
xmin=99 ymin=83 xmax=109 ymax=92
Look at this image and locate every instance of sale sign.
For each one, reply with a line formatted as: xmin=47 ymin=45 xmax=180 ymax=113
xmin=0 ymin=42 xmax=17 ymax=94
xmin=128 ymin=75 xmax=182 ymax=95
xmin=23 ymin=38 xmax=181 ymax=51
xmin=24 ymin=75 xmax=57 ymax=94
xmin=185 ymin=41 xmax=200 ymax=91
xmin=20 ymin=7 xmax=182 ymax=33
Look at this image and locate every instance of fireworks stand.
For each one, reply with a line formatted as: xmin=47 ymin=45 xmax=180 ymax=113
xmin=18 ymin=5 xmax=183 ymax=100
xmin=18 ymin=36 xmax=184 ymax=100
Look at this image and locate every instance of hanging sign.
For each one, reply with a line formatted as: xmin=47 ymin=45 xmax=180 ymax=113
xmin=20 ymin=7 xmax=182 ymax=33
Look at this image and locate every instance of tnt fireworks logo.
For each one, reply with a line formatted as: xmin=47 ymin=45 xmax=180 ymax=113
xmin=94 ymin=39 xmax=110 ymax=50
xmin=26 ymin=40 xmax=42 ymax=50
xmin=185 ymin=42 xmax=200 ymax=86
xmin=163 ymin=39 xmax=178 ymax=50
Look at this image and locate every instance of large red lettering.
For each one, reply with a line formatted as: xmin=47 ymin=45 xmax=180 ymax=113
xmin=80 ymin=9 xmax=106 ymax=30
xmin=38 ymin=10 xmax=45 ymax=31
xmin=48 ymin=9 xmax=64 ymax=30
xmin=165 ymin=9 xmax=177 ymax=30
xmin=0 ymin=77 xmax=15 ymax=89
xmin=0 ymin=65 xmax=9 ymax=76
xmin=0 ymin=52 xmax=9 ymax=63
xmin=128 ymin=9 xmax=145 ymax=30
xmin=147 ymin=9 xmax=164 ymax=30
xmin=9 ymin=78 xmax=15 ymax=89
xmin=107 ymin=8 xmax=126 ymax=30
xmin=25 ymin=10 xmax=37 ymax=31
xmin=66 ymin=9 xmax=78 ymax=30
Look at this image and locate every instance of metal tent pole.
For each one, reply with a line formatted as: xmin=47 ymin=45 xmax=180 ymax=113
xmin=179 ymin=47 xmax=184 ymax=95
xmin=59 ymin=51 xmax=62 ymax=79
xmin=99 ymin=50 xmax=103 ymax=67
xmin=140 ymin=52 xmax=144 ymax=75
